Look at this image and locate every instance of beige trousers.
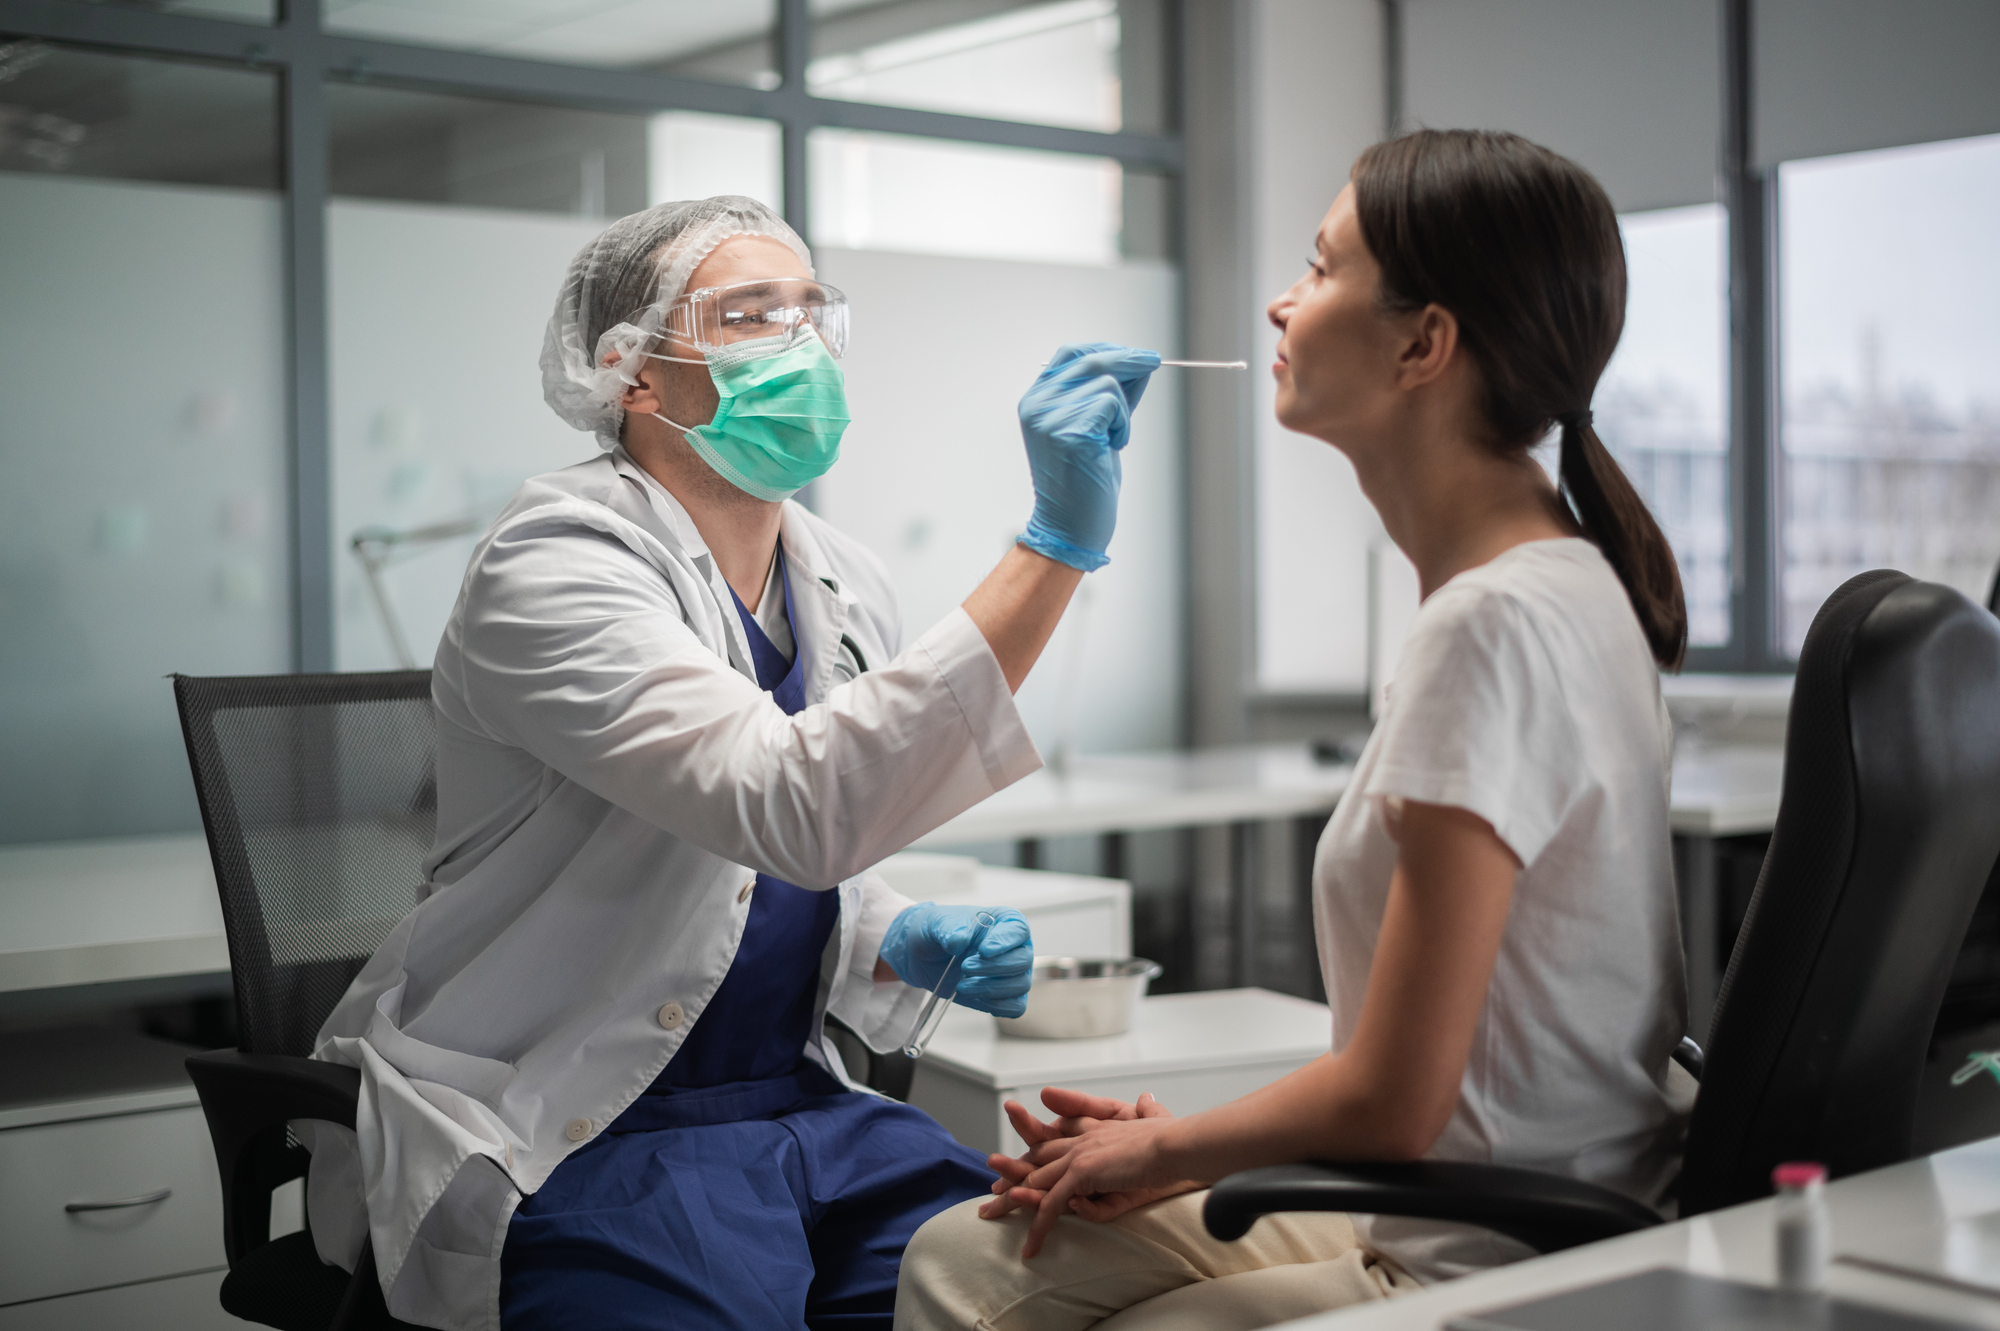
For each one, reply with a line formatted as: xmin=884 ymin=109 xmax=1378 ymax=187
xmin=893 ymin=1192 xmax=1420 ymax=1331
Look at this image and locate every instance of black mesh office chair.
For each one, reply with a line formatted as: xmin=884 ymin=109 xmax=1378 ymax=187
xmin=1204 ymin=570 xmax=2000 ymax=1251
xmin=175 ymin=670 xmax=435 ymax=1331
xmin=174 ymin=668 xmax=917 ymax=1329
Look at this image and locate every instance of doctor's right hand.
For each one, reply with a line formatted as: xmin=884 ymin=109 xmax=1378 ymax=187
xmin=879 ymin=904 xmax=1034 ymax=1019
xmin=1017 ymin=342 xmax=1161 ymax=572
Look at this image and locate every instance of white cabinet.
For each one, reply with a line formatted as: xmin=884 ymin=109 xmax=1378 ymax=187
xmin=877 ymin=854 xmax=1133 ymax=959
xmin=910 ymin=988 xmax=1332 ymax=1156
xmin=0 ymin=1104 xmax=225 ymax=1306
xmin=0 ymin=1027 xmax=256 ymax=1328
xmin=0 ymin=1269 xmax=243 ymax=1331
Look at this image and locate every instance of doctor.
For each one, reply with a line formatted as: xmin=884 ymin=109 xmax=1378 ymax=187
xmin=299 ymin=196 xmax=1160 ymax=1331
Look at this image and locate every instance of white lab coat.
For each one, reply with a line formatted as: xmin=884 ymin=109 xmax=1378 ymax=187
xmin=299 ymin=449 xmax=1041 ymax=1331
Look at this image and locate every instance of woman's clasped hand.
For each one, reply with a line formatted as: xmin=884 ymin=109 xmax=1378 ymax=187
xmin=978 ymin=1087 xmax=1204 ymax=1258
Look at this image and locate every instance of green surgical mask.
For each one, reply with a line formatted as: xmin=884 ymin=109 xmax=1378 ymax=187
xmin=656 ymin=329 xmax=850 ymax=501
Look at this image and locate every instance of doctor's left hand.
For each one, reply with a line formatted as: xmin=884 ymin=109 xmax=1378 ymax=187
xmin=880 ymin=904 xmax=1034 ymax=1018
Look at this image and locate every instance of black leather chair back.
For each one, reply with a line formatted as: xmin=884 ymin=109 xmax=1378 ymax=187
xmin=1679 ymin=572 xmax=2000 ymax=1216
xmin=173 ymin=671 xmax=435 ymax=1057
xmin=1936 ymin=562 xmax=2000 ymax=1037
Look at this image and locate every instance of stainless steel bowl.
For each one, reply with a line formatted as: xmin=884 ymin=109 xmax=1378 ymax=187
xmin=995 ymin=957 xmax=1164 ymax=1039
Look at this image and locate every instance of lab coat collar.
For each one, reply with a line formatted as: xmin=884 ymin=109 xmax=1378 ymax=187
xmin=777 ymin=504 xmax=854 ymax=704
xmin=610 ymin=447 xmax=708 ymax=558
xmin=611 ymin=448 xmax=851 ymax=703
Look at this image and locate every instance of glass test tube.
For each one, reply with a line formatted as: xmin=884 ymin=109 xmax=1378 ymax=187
xmin=901 ymin=909 xmax=1000 ymax=1060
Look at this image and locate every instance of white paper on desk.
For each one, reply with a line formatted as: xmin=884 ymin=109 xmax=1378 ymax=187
xmin=1839 ymin=1209 xmax=2000 ymax=1296
xmin=1830 ymin=1147 xmax=2000 ymax=1297
xmin=1930 ymin=1211 xmax=2000 ymax=1292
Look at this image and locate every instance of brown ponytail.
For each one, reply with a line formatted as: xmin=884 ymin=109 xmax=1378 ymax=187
xmin=1351 ymin=130 xmax=1689 ymax=669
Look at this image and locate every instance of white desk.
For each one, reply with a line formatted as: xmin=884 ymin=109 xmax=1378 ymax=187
xmin=0 ymin=838 xmax=1131 ymax=995
xmin=1 ymin=747 xmax=1786 ymax=1041
xmin=913 ymin=745 xmax=1356 ymax=990
xmin=911 ymin=741 xmax=1786 ymax=1030
xmin=1669 ymin=743 xmax=1786 ymax=1039
xmin=910 ymin=988 xmax=1331 ymax=1157
xmin=0 ymin=836 xmax=224 ymax=994
xmin=1670 ymin=742 xmax=1786 ymax=838
xmin=910 ymin=740 xmax=1785 ymax=850
xmin=912 ymin=745 xmax=1357 ymax=848
xmin=1277 ymin=1134 xmax=2000 ymax=1330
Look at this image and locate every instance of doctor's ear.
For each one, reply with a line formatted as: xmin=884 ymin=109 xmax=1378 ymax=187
xmin=610 ymin=353 xmax=665 ymax=417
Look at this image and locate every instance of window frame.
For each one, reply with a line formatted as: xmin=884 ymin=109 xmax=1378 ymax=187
xmin=0 ymin=0 xmax=1183 ymax=671
xmin=1699 ymin=0 xmax=1786 ymax=674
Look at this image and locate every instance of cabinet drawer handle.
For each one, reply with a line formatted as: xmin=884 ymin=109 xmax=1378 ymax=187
xmin=65 ymin=1188 xmax=172 ymax=1213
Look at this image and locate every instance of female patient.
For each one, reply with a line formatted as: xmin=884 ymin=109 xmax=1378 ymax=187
xmin=895 ymin=128 xmax=1697 ymax=1330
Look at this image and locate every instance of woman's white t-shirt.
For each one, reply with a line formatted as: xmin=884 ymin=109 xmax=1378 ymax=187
xmin=1315 ymin=538 xmax=1696 ymax=1283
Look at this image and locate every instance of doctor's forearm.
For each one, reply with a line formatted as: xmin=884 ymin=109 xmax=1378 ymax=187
xmin=961 ymin=546 xmax=1085 ymax=693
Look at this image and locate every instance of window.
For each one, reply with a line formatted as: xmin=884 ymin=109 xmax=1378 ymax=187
xmin=1777 ymin=133 xmax=2000 ymax=654
xmin=1596 ymin=204 xmax=1731 ymax=648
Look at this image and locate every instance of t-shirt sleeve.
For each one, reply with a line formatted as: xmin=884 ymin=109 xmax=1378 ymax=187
xmin=1364 ymin=585 xmax=1583 ymax=868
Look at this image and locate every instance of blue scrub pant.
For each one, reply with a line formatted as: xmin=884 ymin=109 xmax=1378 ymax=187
xmin=499 ymin=1068 xmax=993 ymax=1330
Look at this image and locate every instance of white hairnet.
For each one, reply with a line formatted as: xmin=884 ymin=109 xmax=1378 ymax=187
xmin=540 ymin=196 xmax=813 ymax=449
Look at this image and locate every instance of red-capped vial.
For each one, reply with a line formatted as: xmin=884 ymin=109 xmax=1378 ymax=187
xmin=1773 ymin=1161 xmax=1829 ymax=1293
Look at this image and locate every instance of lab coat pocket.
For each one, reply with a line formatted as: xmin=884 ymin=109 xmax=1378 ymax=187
xmin=364 ymin=980 xmax=517 ymax=1108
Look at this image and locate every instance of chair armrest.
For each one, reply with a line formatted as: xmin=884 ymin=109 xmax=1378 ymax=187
xmin=186 ymin=1051 xmax=360 ymax=1265
xmin=1673 ymin=1036 xmax=1705 ymax=1081
xmin=1202 ymin=1161 xmax=1663 ymax=1255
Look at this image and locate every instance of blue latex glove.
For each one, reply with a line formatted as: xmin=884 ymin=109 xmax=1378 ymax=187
xmin=879 ymin=904 xmax=1035 ymax=1020
xmin=1017 ymin=342 xmax=1162 ymax=571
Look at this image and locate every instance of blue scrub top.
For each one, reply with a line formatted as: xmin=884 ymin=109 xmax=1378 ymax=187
xmin=637 ymin=551 xmax=842 ymax=1097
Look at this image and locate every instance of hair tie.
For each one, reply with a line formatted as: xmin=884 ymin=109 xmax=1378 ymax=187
xmin=1556 ymin=409 xmax=1593 ymax=431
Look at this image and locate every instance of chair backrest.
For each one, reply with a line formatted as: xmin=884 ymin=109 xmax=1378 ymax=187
xmin=1678 ymin=572 xmax=2000 ymax=1216
xmin=1937 ymin=562 xmax=2000 ymax=1036
xmin=173 ymin=671 xmax=436 ymax=1057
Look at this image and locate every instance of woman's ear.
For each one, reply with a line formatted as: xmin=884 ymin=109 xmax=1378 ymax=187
xmin=1393 ymin=304 xmax=1461 ymax=391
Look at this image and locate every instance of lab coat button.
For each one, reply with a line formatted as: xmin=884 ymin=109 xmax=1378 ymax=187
xmin=657 ymin=1001 xmax=685 ymax=1030
xmin=738 ymin=878 xmax=756 ymax=903
xmin=564 ymin=1118 xmax=591 ymax=1143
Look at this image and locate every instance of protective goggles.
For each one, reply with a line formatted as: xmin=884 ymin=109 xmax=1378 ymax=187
xmin=650 ymin=277 xmax=849 ymax=363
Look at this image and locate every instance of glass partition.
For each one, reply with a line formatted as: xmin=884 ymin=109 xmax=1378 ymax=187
xmin=810 ymin=128 xmax=1122 ymax=265
xmin=0 ymin=40 xmax=278 ymax=189
xmin=45 ymin=0 xmax=274 ymax=23
xmin=327 ymin=86 xmax=785 ymax=670
xmin=809 ymin=0 xmax=1171 ymax=133
xmin=0 ymin=47 xmax=286 ymax=844
xmin=324 ymin=0 xmax=779 ymax=86
xmin=328 ymin=83 xmax=649 ymax=218
xmin=1778 ymin=133 xmax=2000 ymax=654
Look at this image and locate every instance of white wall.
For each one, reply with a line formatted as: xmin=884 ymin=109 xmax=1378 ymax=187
xmin=1756 ymin=0 xmax=2000 ymax=169
xmin=1402 ymin=0 xmax=1722 ymax=213
xmin=0 ymin=173 xmax=288 ymax=842
xmin=1249 ymin=0 xmax=1388 ymax=695
xmin=815 ymin=245 xmax=1184 ymax=756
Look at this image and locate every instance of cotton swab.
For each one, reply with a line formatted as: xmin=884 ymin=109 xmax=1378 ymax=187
xmin=1039 ymin=357 xmax=1249 ymax=370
